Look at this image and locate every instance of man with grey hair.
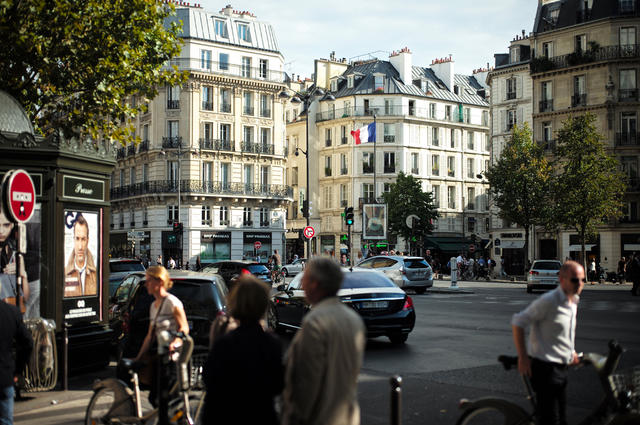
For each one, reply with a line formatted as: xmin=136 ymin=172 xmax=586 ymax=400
xmin=283 ymin=258 xmax=366 ymax=425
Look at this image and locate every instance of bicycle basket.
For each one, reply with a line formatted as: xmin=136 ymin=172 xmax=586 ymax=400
xmin=190 ymin=352 xmax=208 ymax=390
xmin=609 ymin=366 xmax=640 ymax=411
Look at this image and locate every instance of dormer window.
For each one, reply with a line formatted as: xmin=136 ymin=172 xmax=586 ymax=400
xmin=330 ymin=79 xmax=338 ymax=92
xmin=238 ymin=23 xmax=251 ymax=42
xmin=422 ymin=80 xmax=430 ymax=93
xmin=510 ymin=46 xmax=519 ymax=63
xmin=454 ymin=85 xmax=459 ymax=95
xmin=374 ymin=75 xmax=384 ymax=92
xmin=348 ymin=75 xmax=354 ymax=89
xmin=214 ymin=19 xmax=228 ymax=38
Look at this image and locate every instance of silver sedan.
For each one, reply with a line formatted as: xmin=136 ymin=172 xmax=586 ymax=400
xmin=281 ymin=258 xmax=307 ymax=277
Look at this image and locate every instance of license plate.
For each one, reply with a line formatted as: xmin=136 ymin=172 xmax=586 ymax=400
xmin=361 ymin=301 xmax=388 ymax=309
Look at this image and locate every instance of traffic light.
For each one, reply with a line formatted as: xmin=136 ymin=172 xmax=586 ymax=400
xmin=301 ymin=200 xmax=309 ymax=218
xmin=172 ymin=222 xmax=183 ymax=233
xmin=344 ymin=207 xmax=354 ymax=226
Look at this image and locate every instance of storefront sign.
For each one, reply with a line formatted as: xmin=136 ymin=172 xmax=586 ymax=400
xmin=63 ymin=175 xmax=104 ymax=202
xmin=201 ymin=231 xmax=231 ymax=241
xmin=243 ymin=232 xmax=272 ymax=243
xmin=500 ymin=233 xmax=523 ymax=239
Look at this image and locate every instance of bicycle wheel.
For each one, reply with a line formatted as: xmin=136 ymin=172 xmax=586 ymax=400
xmin=456 ymin=405 xmax=531 ymax=425
xmin=85 ymin=387 xmax=135 ymax=425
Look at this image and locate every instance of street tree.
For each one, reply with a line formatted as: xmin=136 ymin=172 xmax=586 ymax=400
xmin=381 ymin=172 xmax=439 ymax=255
xmin=552 ymin=114 xmax=626 ymax=271
xmin=484 ymin=123 xmax=552 ymax=268
xmin=0 ymin=0 xmax=186 ymax=144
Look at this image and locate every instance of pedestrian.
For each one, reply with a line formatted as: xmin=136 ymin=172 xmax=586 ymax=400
xmin=282 ymin=258 xmax=366 ymax=425
xmin=617 ymin=256 xmax=626 ymax=284
xmin=501 ymin=257 xmax=507 ymax=277
xmin=424 ymin=249 xmax=433 ymax=266
xmin=168 ymin=257 xmax=176 ymax=269
xmin=589 ymin=258 xmax=596 ymax=284
xmin=184 ymin=261 xmax=190 ymax=271
xmin=156 ymin=254 xmax=162 ymax=266
xmin=195 ymin=255 xmax=201 ymax=271
xmin=511 ymin=260 xmax=585 ymax=425
xmin=629 ymin=252 xmax=640 ymax=296
xmin=0 ymin=301 xmax=33 ymax=425
xmin=203 ymin=276 xmax=283 ymax=425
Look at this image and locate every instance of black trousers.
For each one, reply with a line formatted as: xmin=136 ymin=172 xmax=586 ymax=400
xmin=530 ymin=358 xmax=569 ymax=425
xmin=632 ymin=279 xmax=640 ymax=295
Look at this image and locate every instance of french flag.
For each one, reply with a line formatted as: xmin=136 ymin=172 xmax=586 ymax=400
xmin=351 ymin=122 xmax=376 ymax=145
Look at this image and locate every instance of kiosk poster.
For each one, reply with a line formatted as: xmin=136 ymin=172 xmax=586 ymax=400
xmin=363 ymin=204 xmax=387 ymax=240
xmin=63 ymin=210 xmax=101 ymax=322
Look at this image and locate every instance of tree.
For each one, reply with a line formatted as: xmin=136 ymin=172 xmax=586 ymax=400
xmin=0 ymin=0 xmax=186 ymax=144
xmin=552 ymin=114 xmax=626 ymax=271
xmin=381 ymin=172 xmax=439 ymax=255
xmin=484 ymin=123 xmax=552 ymax=269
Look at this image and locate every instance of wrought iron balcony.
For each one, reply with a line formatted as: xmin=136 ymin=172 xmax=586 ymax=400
xmin=162 ymin=137 xmax=182 ymax=149
xmin=341 ymin=137 xmax=348 ymax=144
xmin=110 ymin=180 xmax=293 ymax=200
xmin=619 ymin=89 xmax=638 ymax=102
xmin=358 ymin=197 xmax=377 ymax=209
xmin=325 ymin=139 xmax=332 ymax=147
xmin=325 ymin=167 xmax=332 ymax=177
xmin=200 ymin=138 xmax=234 ymax=152
xmin=341 ymin=168 xmax=348 ymax=175
xmin=571 ymin=93 xmax=587 ymax=107
xmin=164 ymin=58 xmax=286 ymax=83
xmin=384 ymin=166 xmax=396 ymax=173
xmin=616 ymin=132 xmax=640 ymax=146
xmin=506 ymin=91 xmax=517 ymax=100
xmin=539 ymin=99 xmax=554 ymax=112
xmin=241 ymin=141 xmax=274 ymax=155
xmin=202 ymin=101 xmax=213 ymax=111
xmin=315 ymin=105 xmax=472 ymax=125
xmin=243 ymin=106 xmax=254 ymax=116
xmin=260 ymin=221 xmax=269 ymax=228
xmin=243 ymin=220 xmax=253 ymax=227
xmin=220 ymin=103 xmax=231 ymax=113
xmin=167 ymin=100 xmax=180 ymax=110
xmin=384 ymin=135 xmax=395 ymax=143
xmin=362 ymin=164 xmax=374 ymax=174
xmin=127 ymin=144 xmax=136 ymax=156
xmin=117 ymin=148 xmax=126 ymax=159
xmin=139 ymin=140 xmax=149 ymax=152
xmin=531 ymin=44 xmax=640 ymax=74
xmin=260 ymin=108 xmax=271 ymax=118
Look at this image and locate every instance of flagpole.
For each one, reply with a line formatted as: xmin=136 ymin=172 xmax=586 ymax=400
xmin=373 ymin=113 xmax=377 ymax=203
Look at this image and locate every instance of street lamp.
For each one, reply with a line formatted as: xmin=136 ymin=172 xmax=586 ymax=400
xmin=160 ymin=140 xmax=187 ymax=266
xmin=279 ymin=87 xmax=335 ymax=258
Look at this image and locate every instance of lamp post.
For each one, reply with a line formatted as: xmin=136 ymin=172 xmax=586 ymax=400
xmin=160 ymin=139 xmax=186 ymax=266
xmin=279 ymin=87 xmax=335 ymax=259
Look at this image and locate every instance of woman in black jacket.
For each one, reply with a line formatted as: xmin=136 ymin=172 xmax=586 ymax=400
xmin=203 ymin=275 xmax=284 ymax=425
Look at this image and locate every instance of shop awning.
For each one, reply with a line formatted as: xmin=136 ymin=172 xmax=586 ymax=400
xmin=568 ymin=244 xmax=596 ymax=251
xmin=501 ymin=240 xmax=525 ymax=249
xmin=425 ymin=237 xmax=473 ymax=253
xmin=623 ymin=244 xmax=640 ymax=251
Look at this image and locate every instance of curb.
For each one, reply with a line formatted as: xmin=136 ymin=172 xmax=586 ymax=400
xmin=427 ymin=287 xmax=475 ymax=294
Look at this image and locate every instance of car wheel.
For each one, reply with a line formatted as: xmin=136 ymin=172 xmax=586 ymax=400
xmin=282 ymin=268 xmax=288 ymax=277
xmin=388 ymin=333 xmax=408 ymax=345
xmin=414 ymin=287 xmax=426 ymax=295
xmin=267 ymin=304 xmax=282 ymax=333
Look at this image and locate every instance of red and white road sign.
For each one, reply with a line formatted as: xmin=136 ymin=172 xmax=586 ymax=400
xmin=469 ymin=244 xmax=476 ymax=253
xmin=303 ymin=226 xmax=315 ymax=239
xmin=254 ymin=241 xmax=262 ymax=250
xmin=3 ymin=170 xmax=36 ymax=223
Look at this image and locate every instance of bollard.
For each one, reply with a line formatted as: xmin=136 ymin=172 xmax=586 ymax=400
xmin=62 ymin=322 xmax=69 ymax=391
xmin=390 ymin=375 xmax=402 ymax=425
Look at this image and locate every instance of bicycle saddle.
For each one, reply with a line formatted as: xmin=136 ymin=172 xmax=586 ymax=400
xmin=498 ymin=355 xmax=518 ymax=370
xmin=120 ymin=358 xmax=145 ymax=372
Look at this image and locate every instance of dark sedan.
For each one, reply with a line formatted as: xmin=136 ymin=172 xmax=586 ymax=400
xmin=267 ymin=269 xmax=415 ymax=344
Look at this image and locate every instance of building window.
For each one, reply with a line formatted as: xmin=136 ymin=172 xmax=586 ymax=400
xmin=363 ymin=152 xmax=374 ymax=174
xmin=432 ymin=185 xmax=440 ymax=208
xmin=447 ymin=186 xmax=456 ymax=209
xmin=507 ymin=110 xmax=516 ymax=131
xmin=540 ymin=81 xmax=553 ymax=112
xmin=325 ymin=156 xmax=332 ymax=177
xmin=167 ymin=85 xmax=180 ymax=109
xmin=408 ymin=100 xmax=416 ymax=116
xmin=323 ymin=186 xmax=333 ymax=209
xmin=432 ymin=155 xmax=439 ymax=176
xmin=363 ymin=183 xmax=374 ymax=202
xmin=384 ymin=123 xmax=395 ymax=143
xmin=220 ymin=163 xmax=230 ymax=188
xmin=445 ymin=105 xmax=452 ymax=121
xmin=341 ymin=126 xmax=348 ymax=144
xmin=202 ymin=206 xmax=211 ymax=225
xmin=219 ymin=206 xmax=229 ymax=225
xmin=506 ymin=77 xmax=516 ymax=100
xmin=619 ymin=0 xmax=636 ymax=13
xmin=167 ymin=160 xmax=178 ymax=183
xmin=447 ymin=156 xmax=455 ymax=177
xmin=467 ymin=217 xmax=475 ymax=233
xmin=384 ymin=99 xmax=393 ymax=115
xmin=467 ymin=158 xmax=474 ymax=178
xmin=575 ymin=34 xmax=587 ymax=52
xmin=411 ymin=152 xmax=419 ymax=174
xmin=620 ymin=112 xmax=637 ymax=145
xmin=260 ymin=128 xmax=270 ymax=146
xmin=201 ymin=49 xmax=212 ymax=70
xmin=542 ymin=41 xmax=553 ymax=58
xmin=142 ymin=163 xmax=148 ymax=183
xmin=340 ymin=154 xmax=348 ymax=175
xmin=220 ymin=123 xmax=231 ymax=143
xmin=129 ymin=167 xmax=135 ymax=186
xmin=259 ymin=208 xmax=269 ymax=227
xmin=482 ymin=110 xmax=489 ymax=126
xmin=348 ymin=75 xmax=354 ymax=88
xmin=384 ymin=152 xmax=395 ymax=173
xmin=325 ymin=128 xmax=332 ymax=147
xmin=167 ymin=205 xmax=178 ymax=224
xmin=620 ymin=69 xmax=638 ymax=101
xmin=467 ymin=132 xmax=474 ymax=150
xmin=467 ymin=187 xmax=475 ymax=210
xmin=259 ymin=94 xmax=271 ymax=118
xmin=220 ymin=88 xmax=231 ymax=113
xmin=243 ymin=126 xmax=254 ymax=143
xmin=202 ymin=162 xmax=213 ymax=186
xmin=260 ymin=166 xmax=269 ymax=186
xmin=214 ymin=19 xmax=228 ymax=37
xmin=340 ymin=184 xmax=348 ymax=207
xmin=573 ymin=75 xmax=586 ymax=107
xmin=464 ymin=107 xmax=470 ymax=123
xmin=432 ymin=127 xmax=439 ymax=146
xmin=330 ymin=80 xmax=338 ymax=92
xmin=259 ymin=59 xmax=268 ymax=79
xmin=374 ymin=75 xmax=384 ymax=91
xmin=543 ymin=121 xmax=553 ymax=148
xmin=243 ymin=91 xmax=254 ymax=115
xmin=241 ymin=57 xmax=251 ymax=78
xmin=620 ymin=27 xmax=637 ymax=55
xmin=510 ymin=46 xmax=519 ymax=63
xmin=450 ymin=129 xmax=456 ymax=148
xmin=363 ymin=99 xmax=371 ymax=115
xmin=243 ymin=207 xmax=252 ymax=226
xmin=429 ymin=103 xmax=436 ymax=118
xmin=238 ymin=23 xmax=251 ymax=42
xmin=202 ymin=85 xmax=213 ymax=110
xmin=219 ymin=53 xmax=229 ymax=70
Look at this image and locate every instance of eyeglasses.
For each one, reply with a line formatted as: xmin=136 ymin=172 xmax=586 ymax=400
xmin=570 ymin=277 xmax=587 ymax=284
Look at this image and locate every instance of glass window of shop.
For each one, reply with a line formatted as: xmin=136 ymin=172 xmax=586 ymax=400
xmin=243 ymin=232 xmax=272 ymax=261
xmin=200 ymin=232 xmax=231 ymax=263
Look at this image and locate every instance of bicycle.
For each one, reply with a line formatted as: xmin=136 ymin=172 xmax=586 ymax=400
xmin=272 ymin=268 xmax=286 ymax=284
xmin=85 ymin=330 xmax=197 ymax=425
xmin=456 ymin=340 xmax=640 ymax=425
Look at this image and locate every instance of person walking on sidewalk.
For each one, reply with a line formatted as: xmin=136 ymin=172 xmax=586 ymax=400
xmin=0 ymin=301 xmax=33 ymax=425
xmin=629 ymin=252 xmax=640 ymax=296
xmin=511 ymin=260 xmax=585 ymax=425
xmin=282 ymin=258 xmax=366 ymax=425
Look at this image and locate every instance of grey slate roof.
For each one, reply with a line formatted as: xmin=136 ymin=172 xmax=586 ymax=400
xmin=533 ymin=0 xmax=625 ymax=34
xmin=167 ymin=7 xmax=280 ymax=53
xmin=330 ymin=60 xmax=488 ymax=107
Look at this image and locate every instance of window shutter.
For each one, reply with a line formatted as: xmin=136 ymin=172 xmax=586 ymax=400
xmin=517 ymin=107 xmax=524 ymax=126
xmin=516 ymin=75 xmax=523 ymax=99
xmin=500 ymin=110 xmax=506 ymax=132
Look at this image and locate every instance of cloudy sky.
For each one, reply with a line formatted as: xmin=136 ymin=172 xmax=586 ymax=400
xmin=199 ymin=0 xmax=540 ymax=78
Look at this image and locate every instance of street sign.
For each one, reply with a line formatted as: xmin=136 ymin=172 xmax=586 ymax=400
xmin=3 ymin=169 xmax=36 ymax=223
xmin=127 ymin=231 xmax=145 ymax=239
xmin=254 ymin=241 xmax=262 ymax=250
xmin=303 ymin=226 xmax=315 ymax=239
xmin=405 ymin=214 xmax=420 ymax=229
xmin=469 ymin=244 xmax=476 ymax=253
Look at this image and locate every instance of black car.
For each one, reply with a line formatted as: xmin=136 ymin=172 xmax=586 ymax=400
xmin=267 ymin=269 xmax=416 ymax=344
xmin=109 ymin=257 xmax=146 ymax=296
xmin=118 ymin=270 xmax=228 ymax=358
xmin=200 ymin=260 xmax=272 ymax=288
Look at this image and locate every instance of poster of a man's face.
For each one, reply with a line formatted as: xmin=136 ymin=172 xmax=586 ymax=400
xmin=64 ymin=211 xmax=99 ymax=298
xmin=363 ymin=204 xmax=387 ymax=240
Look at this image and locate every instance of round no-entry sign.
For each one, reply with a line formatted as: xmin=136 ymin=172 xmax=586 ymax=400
xmin=469 ymin=244 xmax=476 ymax=253
xmin=254 ymin=241 xmax=262 ymax=250
xmin=303 ymin=226 xmax=315 ymax=239
xmin=3 ymin=169 xmax=36 ymax=223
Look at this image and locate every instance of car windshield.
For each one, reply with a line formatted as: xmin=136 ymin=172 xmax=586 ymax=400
xmin=404 ymin=259 xmax=430 ymax=269
xmin=532 ymin=261 xmax=562 ymax=270
xmin=247 ymin=265 xmax=269 ymax=274
xmin=342 ymin=272 xmax=397 ymax=289
xmin=111 ymin=261 xmax=145 ymax=272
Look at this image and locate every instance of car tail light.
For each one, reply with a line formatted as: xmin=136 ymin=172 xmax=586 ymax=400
xmin=529 ymin=270 xmax=539 ymax=275
xmin=400 ymin=267 xmax=406 ymax=275
xmin=241 ymin=268 xmax=251 ymax=275
xmin=403 ymin=296 xmax=414 ymax=311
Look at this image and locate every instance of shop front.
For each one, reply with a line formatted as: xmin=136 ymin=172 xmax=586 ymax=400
xmin=162 ymin=230 xmax=180 ymax=266
xmin=200 ymin=231 xmax=231 ymax=264
xmin=568 ymin=234 xmax=599 ymax=265
xmin=243 ymin=232 xmax=272 ymax=261
xmin=285 ymin=229 xmax=304 ymax=263
xmin=320 ymin=235 xmax=335 ymax=257
xmin=110 ymin=232 xmax=128 ymax=257
xmin=620 ymin=233 xmax=640 ymax=259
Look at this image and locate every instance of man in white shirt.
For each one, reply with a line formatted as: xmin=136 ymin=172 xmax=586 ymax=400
xmin=511 ymin=260 xmax=585 ymax=425
xmin=64 ymin=215 xmax=97 ymax=297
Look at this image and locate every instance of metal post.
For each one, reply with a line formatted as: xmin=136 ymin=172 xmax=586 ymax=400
xmin=177 ymin=142 xmax=182 ymax=267
xmin=390 ymin=375 xmax=402 ymax=425
xmin=63 ymin=322 xmax=69 ymax=390
xmin=348 ymin=224 xmax=352 ymax=266
xmin=305 ymin=97 xmax=311 ymax=259
xmin=158 ymin=353 xmax=168 ymax=425
xmin=373 ymin=114 xmax=377 ymax=202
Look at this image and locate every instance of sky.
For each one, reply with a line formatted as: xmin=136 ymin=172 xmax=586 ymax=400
xmin=199 ymin=0 xmax=540 ymax=79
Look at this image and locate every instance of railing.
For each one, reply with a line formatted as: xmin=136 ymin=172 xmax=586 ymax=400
xmin=117 ymin=148 xmax=125 ymax=159
xmin=506 ymin=91 xmax=517 ymax=100
xmin=411 ymin=168 xmax=419 ymax=174
xmin=325 ymin=139 xmax=332 ymax=147
xmin=363 ymin=165 xmax=374 ymax=174
xmin=448 ymin=169 xmax=455 ymax=177
xmin=341 ymin=168 xmax=348 ymax=175
xmin=531 ymin=44 xmax=640 ymax=74
xmin=316 ymin=105 xmax=470 ymax=124
xmin=341 ymin=137 xmax=348 ymax=144
xmin=127 ymin=144 xmax=136 ymax=156
xmin=467 ymin=203 xmax=475 ymax=211
xmin=260 ymin=108 xmax=271 ymax=118
xmin=164 ymin=57 xmax=287 ymax=83
xmin=432 ymin=168 xmax=440 ymax=176
xmin=200 ymin=138 xmax=234 ymax=152
xmin=384 ymin=135 xmax=395 ymax=143
xmin=325 ymin=167 xmax=332 ymax=177
xmin=340 ymin=200 xmax=348 ymax=207
xmin=572 ymin=93 xmax=587 ymax=107
xmin=615 ymin=132 xmax=640 ymax=146
xmin=243 ymin=220 xmax=253 ymax=227
xmin=542 ymin=139 xmax=557 ymax=151
xmin=220 ymin=103 xmax=231 ymax=113
xmin=619 ymin=89 xmax=638 ymax=102
xmin=111 ymin=180 xmax=293 ymax=200
xmin=260 ymin=221 xmax=269 ymax=228
xmin=358 ymin=197 xmax=377 ymax=209
xmin=243 ymin=106 xmax=254 ymax=116
xmin=162 ymin=137 xmax=182 ymax=149
xmin=202 ymin=101 xmax=213 ymax=111
xmin=384 ymin=166 xmax=395 ymax=173
xmin=167 ymin=100 xmax=180 ymax=110
xmin=241 ymin=141 xmax=275 ymax=155
xmin=539 ymin=99 xmax=554 ymax=112
xmin=139 ymin=140 xmax=149 ymax=152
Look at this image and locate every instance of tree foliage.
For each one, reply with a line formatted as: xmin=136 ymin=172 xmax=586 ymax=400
xmin=381 ymin=172 xmax=439 ymax=245
xmin=0 ymin=0 xmax=186 ymax=144
xmin=484 ymin=124 xmax=552 ymax=265
xmin=552 ymin=114 xmax=626 ymax=268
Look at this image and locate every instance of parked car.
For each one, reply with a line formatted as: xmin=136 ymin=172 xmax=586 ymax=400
xmin=281 ymin=258 xmax=307 ymax=277
xmin=268 ymin=269 xmax=416 ymax=344
xmin=527 ymin=260 xmax=563 ymax=293
xmin=354 ymin=256 xmax=433 ymax=294
xmin=200 ymin=260 xmax=272 ymax=288
xmin=109 ymin=258 xmax=146 ymax=296
xmin=118 ymin=270 xmax=228 ymax=359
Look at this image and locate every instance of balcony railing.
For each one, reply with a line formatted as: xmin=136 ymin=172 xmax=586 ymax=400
xmin=167 ymin=100 xmax=180 ymax=110
xmin=340 ymin=200 xmax=348 ymax=207
xmin=316 ymin=105 xmax=470 ymax=124
xmin=243 ymin=106 xmax=254 ymax=116
xmin=111 ymin=180 xmax=293 ymax=200
xmin=260 ymin=221 xmax=270 ymax=228
xmin=384 ymin=135 xmax=395 ymax=143
xmin=362 ymin=165 xmax=374 ymax=174
xmin=117 ymin=148 xmax=126 ymax=159
xmin=432 ymin=168 xmax=439 ymax=176
xmin=531 ymin=44 xmax=640 ymax=74
xmin=616 ymin=132 xmax=640 ymax=146
xmin=260 ymin=108 xmax=271 ymax=118
xmin=202 ymin=101 xmax=213 ymax=111
xmin=572 ymin=93 xmax=587 ymax=107
xmin=411 ymin=168 xmax=419 ymax=174
xmin=220 ymin=103 xmax=231 ymax=113
xmin=384 ymin=166 xmax=395 ymax=173
xmin=325 ymin=167 xmax=332 ymax=177
xmin=539 ymin=99 xmax=554 ymax=112
xmin=358 ymin=197 xmax=377 ymax=209
xmin=200 ymin=138 xmax=234 ymax=152
xmin=341 ymin=137 xmax=348 ymax=144
xmin=325 ymin=139 xmax=332 ymax=147
xmin=619 ymin=89 xmax=638 ymax=102
xmin=542 ymin=139 xmax=557 ymax=151
xmin=162 ymin=137 xmax=182 ymax=149
xmin=241 ymin=141 xmax=275 ymax=155
xmin=506 ymin=91 xmax=517 ymax=100
xmin=163 ymin=58 xmax=286 ymax=83
xmin=127 ymin=144 xmax=136 ymax=156
xmin=243 ymin=220 xmax=253 ymax=227
xmin=139 ymin=140 xmax=149 ymax=152
xmin=341 ymin=168 xmax=348 ymax=175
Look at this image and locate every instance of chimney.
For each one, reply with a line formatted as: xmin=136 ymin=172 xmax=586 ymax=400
xmin=389 ymin=47 xmax=412 ymax=85
xmin=430 ymin=55 xmax=455 ymax=92
xmin=221 ymin=4 xmax=233 ymax=16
